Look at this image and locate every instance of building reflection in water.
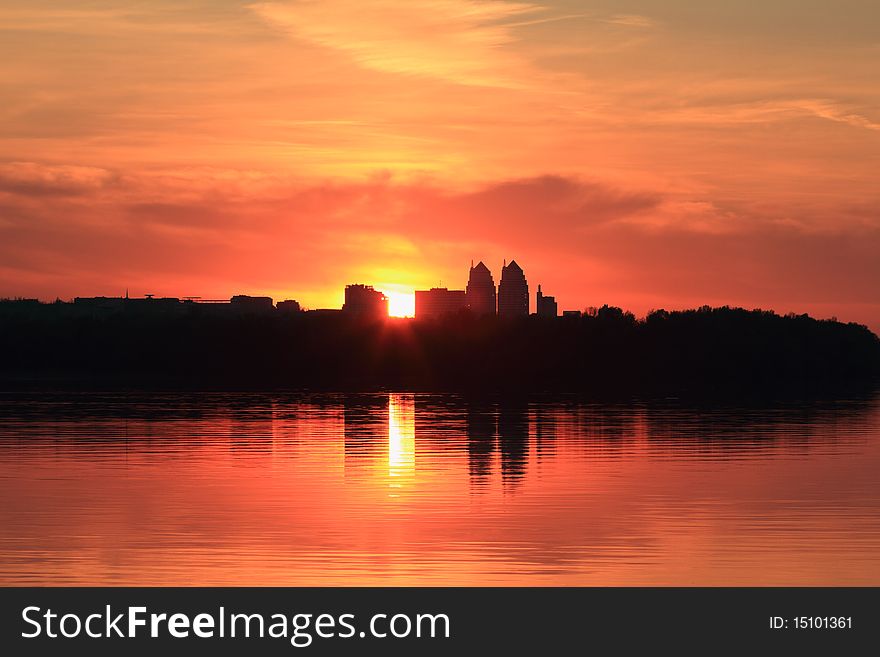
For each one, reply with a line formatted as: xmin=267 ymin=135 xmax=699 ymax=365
xmin=340 ymin=394 xmax=542 ymax=490
xmin=227 ymin=398 xmax=275 ymax=455
xmin=343 ymin=394 xmax=388 ymax=479
xmin=498 ymin=401 xmax=529 ymax=486
xmin=534 ymin=403 xmax=557 ymax=463
xmin=466 ymin=402 xmax=496 ymax=486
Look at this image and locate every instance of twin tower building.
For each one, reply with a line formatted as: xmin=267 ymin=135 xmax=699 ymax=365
xmin=415 ymin=260 xmax=557 ymax=320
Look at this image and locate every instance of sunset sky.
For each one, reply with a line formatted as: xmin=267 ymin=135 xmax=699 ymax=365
xmin=1 ymin=1 xmax=879 ymax=327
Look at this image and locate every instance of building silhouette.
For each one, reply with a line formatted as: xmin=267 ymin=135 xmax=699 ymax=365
xmin=498 ymin=260 xmax=529 ymax=317
xmin=343 ymin=284 xmax=388 ymax=317
xmin=230 ymin=295 xmax=274 ymax=314
xmin=536 ymin=285 xmax=557 ymax=317
xmin=466 ymin=261 xmax=496 ymax=315
xmin=74 ymin=295 xmax=184 ymax=316
xmin=414 ymin=288 xmax=467 ymax=320
xmin=73 ymin=296 xmax=127 ymax=313
xmin=277 ymin=299 xmax=301 ymax=313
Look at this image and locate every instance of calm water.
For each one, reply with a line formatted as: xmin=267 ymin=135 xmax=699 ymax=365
xmin=1 ymin=391 xmax=879 ymax=586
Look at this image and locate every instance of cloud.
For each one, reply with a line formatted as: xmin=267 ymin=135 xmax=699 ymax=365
xmin=640 ymin=98 xmax=880 ymax=132
xmin=0 ymin=162 xmax=116 ymax=197
xmin=798 ymin=100 xmax=880 ymax=132
xmin=249 ymin=0 xmax=540 ymax=85
xmin=605 ymin=14 xmax=654 ymax=29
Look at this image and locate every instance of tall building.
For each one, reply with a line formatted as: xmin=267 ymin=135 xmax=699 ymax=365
xmin=343 ymin=284 xmax=388 ymax=317
xmin=498 ymin=260 xmax=529 ymax=317
xmin=414 ymin=288 xmax=467 ymax=319
xmin=466 ymin=261 xmax=496 ymax=315
xmin=536 ymin=284 xmax=557 ymax=317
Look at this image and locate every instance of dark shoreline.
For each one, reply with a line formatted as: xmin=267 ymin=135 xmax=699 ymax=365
xmin=2 ymin=374 xmax=878 ymax=406
xmin=2 ymin=304 xmax=879 ymax=398
xmin=3 ymin=362 xmax=880 ymax=398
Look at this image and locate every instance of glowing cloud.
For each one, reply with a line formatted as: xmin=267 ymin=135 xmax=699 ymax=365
xmin=249 ymin=0 xmax=540 ymax=85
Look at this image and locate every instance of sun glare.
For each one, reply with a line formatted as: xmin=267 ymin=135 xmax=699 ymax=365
xmin=384 ymin=290 xmax=415 ymax=318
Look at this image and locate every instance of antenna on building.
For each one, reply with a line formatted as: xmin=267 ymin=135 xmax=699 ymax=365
xmin=470 ymin=259 xmax=473 ymax=269
xmin=503 ymin=258 xmax=506 ymax=267
xmin=125 ymin=288 xmax=129 ymax=300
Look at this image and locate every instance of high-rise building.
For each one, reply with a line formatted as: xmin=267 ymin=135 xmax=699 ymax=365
xmin=498 ymin=260 xmax=529 ymax=317
xmin=466 ymin=261 xmax=496 ymax=315
xmin=536 ymin=284 xmax=557 ymax=317
xmin=414 ymin=288 xmax=467 ymax=319
xmin=343 ymin=284 xmax=388 ymax=317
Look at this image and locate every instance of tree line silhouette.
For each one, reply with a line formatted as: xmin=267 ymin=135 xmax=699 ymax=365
xmin=1 ymin=301 xmax=878 ymax=392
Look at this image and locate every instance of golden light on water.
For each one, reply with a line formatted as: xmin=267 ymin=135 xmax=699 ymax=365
xmin=388 ymin=393 xmax=415 ymax=483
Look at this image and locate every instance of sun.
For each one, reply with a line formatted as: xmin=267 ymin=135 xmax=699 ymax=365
xmin=383 ymin=289 xmax=415 ymax=318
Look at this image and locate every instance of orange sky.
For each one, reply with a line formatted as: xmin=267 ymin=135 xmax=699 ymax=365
xmin=1 ymin=1 xmax=879 ymax=328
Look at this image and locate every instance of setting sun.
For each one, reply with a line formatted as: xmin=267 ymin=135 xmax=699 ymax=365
xmin=383 ymin=290 xmax=415 ymax=318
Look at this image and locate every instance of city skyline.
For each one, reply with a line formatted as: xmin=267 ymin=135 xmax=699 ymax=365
xmin=4 ymin=258 xmax=566 ymax=319
xmin=6 ymin=244 xmax=875 ymax=325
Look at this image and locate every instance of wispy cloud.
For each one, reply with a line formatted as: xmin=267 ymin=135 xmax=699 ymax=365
xmin=605 ymin=14 xmax=655 ymax=29
xmin=609 ymin=96 xmax=880 ymax=132
xmin=249 ymin=0 xmax=541 ymax=85
xmin=799 ymin=99 xmax=880 ymax=131
xmin=0 ymin=162 xmax=116 ymax=197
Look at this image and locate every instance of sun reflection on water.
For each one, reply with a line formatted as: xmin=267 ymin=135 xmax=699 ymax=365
xmin=388 ymin=393 xmax=415 ymax=486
